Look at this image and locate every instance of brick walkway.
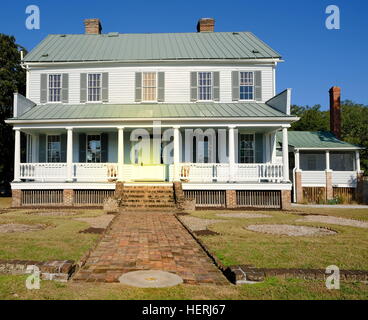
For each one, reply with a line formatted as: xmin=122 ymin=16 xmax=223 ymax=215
xmin=74 ymin=212 xmax=227 ymax=285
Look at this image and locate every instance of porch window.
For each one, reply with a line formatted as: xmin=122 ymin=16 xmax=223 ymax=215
xmin=86 ymin=135 xmax=101 ymax=163
xmin=48 ymin=74 xmax=61 ymax=102
xmin=239 ymin=134 xmax=255 ymax=163
xmin=47 ymin=135 xmax=61 ymax=163
xmin=330 ymin=152 xmax=356 ymax=171
xmin=87 ymin=74 xmax=102 ymax=102
xmin=300 ymin=152 xmax=326 ymax=171
xmin=239 ymin=72 xmax=254 ymax=100
xmin=198 ymin=72 xmax=212 ymax=101
xmin=142 ymin=72 xmax=157 ymax=101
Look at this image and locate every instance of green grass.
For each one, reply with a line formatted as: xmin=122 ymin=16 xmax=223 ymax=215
xmin=0 ymin=275 xmax=366 ymax=300
xmin=0 ymin=209 xmax=102 ymax=261
xmin=190 ymin=208 xmax=368 ymax=270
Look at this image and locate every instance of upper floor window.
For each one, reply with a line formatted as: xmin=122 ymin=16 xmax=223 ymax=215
xmin=88 ymin=73 xmax=101 ymax=102
xmin=198 ymin=72 xmax=212 ymax=101
xmin=142 ymin=72 xmax=157 ymax=102
xmin=239 ymin=71 xmax=254 ymax=100
xmin=239 ymin=133 xmax=255 ymax=163
xmin=48 ymin=74 xmax=61 ymax=102
xmin=86 ymin=134 xmax=101 ymax=163
xmin=47 ymin=135 xmax=61 ymax=163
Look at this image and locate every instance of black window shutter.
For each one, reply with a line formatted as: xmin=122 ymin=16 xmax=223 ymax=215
xmin=101 ymin=133 xmax=108 ymax=163
xmin=190 ymin=72 xmax=197 ymax=102
xmin=61 ymin=74 xmax=69 ymax=103
xmin=80 ymin=73 xmax=87 ymax=103
xmin=157 ymin=72 xmax=165 ymax=102
xmin=255 ymin=133 xmax=263 ymax=163
xmin=135 ymin=72 xmax=142 ymax=102
xmin=39 ymin=134 xmax=46 ymax=163
xmin=213 ymin=72 xmax=220 ymax=101
xmin=79 ymin=133 xmax=86 ymax=162
xmin=60 ymin=134 xmax=67 ymax=162
xmin=102 ymin=72 xmax=109 ymax=102
xmin=254 ymin=71 xmax=262 ymax=101
xmin=232 ymin=71 xmax=239 ymax=101
xmin=40 ymin=74 xmax=47 ymax=103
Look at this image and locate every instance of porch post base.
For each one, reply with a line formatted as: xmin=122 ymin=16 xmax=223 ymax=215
xmin=281 ymin=190 xmax=291 ymax=210
xmin=295 ymin=170 xmax=303 ymax=203
xmin=356 ymin=171 xmax=365 ymax=204
xmin=325 ymin=170 xmax=333 ymax=201
xmin=11 ymin=189 xmax=22 ymax=207
xmin=226 ymin=190 xmax=237 ymax=209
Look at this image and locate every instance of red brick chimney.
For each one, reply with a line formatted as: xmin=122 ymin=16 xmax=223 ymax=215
xmin=84 ymin=18 xmax=102 ymax=34
xmin=329 ymin=86 xmax=341 ymax=139
xmin=197 ymin=18 xmax=215 ymax=32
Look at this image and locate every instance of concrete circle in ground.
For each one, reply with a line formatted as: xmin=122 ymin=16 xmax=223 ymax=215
xmin=0 ymin=223 xmax=46 ymax=233
xmin=246 ymin=224 xmax=337 ymax=236
xmin=118 ymin=270 xmax=183 ymax=288
xmin=216 ymin=213 xmax=271 ymax=219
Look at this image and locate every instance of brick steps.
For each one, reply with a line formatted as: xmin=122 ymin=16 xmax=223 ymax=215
xmin=120 ymin=185 xmax=176 ymax=210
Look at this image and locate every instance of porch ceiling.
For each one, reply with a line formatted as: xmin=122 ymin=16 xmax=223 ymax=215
xmin=10 ymin=102 xmax=294 ymax=122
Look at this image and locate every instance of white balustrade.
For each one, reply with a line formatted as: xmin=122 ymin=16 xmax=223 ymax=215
xmin=19 ymin=163 xmax=67 ymax=181
xmin=73 ymin=163 xmax=118 ymax=182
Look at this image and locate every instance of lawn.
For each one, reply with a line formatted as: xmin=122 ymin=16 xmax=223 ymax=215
xmin=0 ymin=275 xmax=367 ymax=300
xmin=0 ymin=198 xmax=367 ymax=300
xmin=189 ymin=207 xmax=368 ymax=270
xmin=0 ymin=204 xmax=102 ymax=262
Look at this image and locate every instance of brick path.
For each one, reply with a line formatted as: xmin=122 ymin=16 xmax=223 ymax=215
xmin=74 ymin=212 xmax=227 ymax=285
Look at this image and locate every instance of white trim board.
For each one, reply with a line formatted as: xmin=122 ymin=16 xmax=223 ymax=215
xmin=182 ymin=183 xmax=292 ymax=191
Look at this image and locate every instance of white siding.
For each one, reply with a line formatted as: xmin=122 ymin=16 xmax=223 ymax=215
xmin=28 ymin=63 xmax=275 ymax=105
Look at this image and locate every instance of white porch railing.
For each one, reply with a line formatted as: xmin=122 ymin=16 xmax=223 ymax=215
xmin=20 ymin=163 xmax=68 ymax=181
xmin=19 ymin=162 xmax=284 ymax=183
xmin=19 ymin=163 xmax=118 ymax=182
xmin=178 ymin=163 xmax=284 ymax=183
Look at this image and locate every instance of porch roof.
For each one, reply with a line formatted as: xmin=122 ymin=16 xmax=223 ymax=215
xmin=277 ymin=131 xmax=362 ymax=150
xmin=10 ymin=102 xmax=294 ymax=121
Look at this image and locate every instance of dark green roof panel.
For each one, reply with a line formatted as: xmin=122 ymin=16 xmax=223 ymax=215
xmin=277 ymin=131 xmax=361 ymax=149
xmin=24 ymin=32 xmax=281 ymax=62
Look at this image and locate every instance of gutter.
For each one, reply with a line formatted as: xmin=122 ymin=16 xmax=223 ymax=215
xmin=5 ymin=116 xmax=300 ymax=125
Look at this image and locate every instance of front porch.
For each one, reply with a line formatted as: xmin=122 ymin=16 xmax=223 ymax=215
xmin=13 ymin=125 xmax=290 ymax=184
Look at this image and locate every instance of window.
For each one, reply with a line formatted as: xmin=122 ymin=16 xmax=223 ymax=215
xmin=86 ymin=135 xmax=101 ymax=163
xmin=239 ymin=71 xmax=254 ymax=100
xmin=47 ymin=135 xmax=61 ymax=163
xmin=300 ymin=152 xmax=326 ymax=171
xmin=330 ymin=152 xmax=355 ymax=171
xmin=198 ymin=72 xmax=212 ymax=101
xmin=87 ymin=74 xmax=101 ymax=102
xmin=239 ymin=134 xmax=255 ymax=163
xmin=142 ymin=72 xmax=157 ymax=101
xmin=48 ymin=74 xmax=61 ymax=102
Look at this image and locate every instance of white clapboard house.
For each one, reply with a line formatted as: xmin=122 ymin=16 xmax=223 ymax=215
xmin=7 ymin=18 xmax=301 ymax=209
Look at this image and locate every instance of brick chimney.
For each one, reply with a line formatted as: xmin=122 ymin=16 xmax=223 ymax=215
xmin=329 ymin=86 xmax=341 ymax=139
xmin=197 ymin=18 xmax=215 ymax=32
xmin=84 ymin=18 xmax=102 ymax=34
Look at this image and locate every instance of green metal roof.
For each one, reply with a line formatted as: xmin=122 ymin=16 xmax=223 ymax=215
xmin=277 ymin=131 xmax=361 ymax=150
xmin=24 ymin=32 xmax=281 ymax=62
xmin=11 ymin=102 xmax=292 ymax=121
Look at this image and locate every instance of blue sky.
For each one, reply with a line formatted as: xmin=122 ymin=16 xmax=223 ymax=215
xmin=1 ymin=0 xmax=367 ymax=108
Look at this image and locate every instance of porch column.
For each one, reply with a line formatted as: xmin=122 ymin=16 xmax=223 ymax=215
xmin=282 ymin=127 xmax=289 ymax=181
xmin=14 ymin=128 xmax=21 ymax=182
xmin=355 ymin=151 xmax=361 ymax=172
xmin=173 ymin=126 xmax=180 ymax=181
xmin=118 ymin=127 xmax=125 ymax=181
xmin=325 ymin=150 xmax=330 ymax=170
xmin=228 ymin=125 xmax=236 ymax=181
xmin=66 ymin=127 xmax=73 ymax=182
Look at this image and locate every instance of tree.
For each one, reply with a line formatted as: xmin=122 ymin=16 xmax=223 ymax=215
xmin=290 ymin=100 xmax=368 ymax=174
xmin=0 ymin=34 xmax=26 ymax=194
xmin=290 ymin=104 xmax=329 ymax=131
